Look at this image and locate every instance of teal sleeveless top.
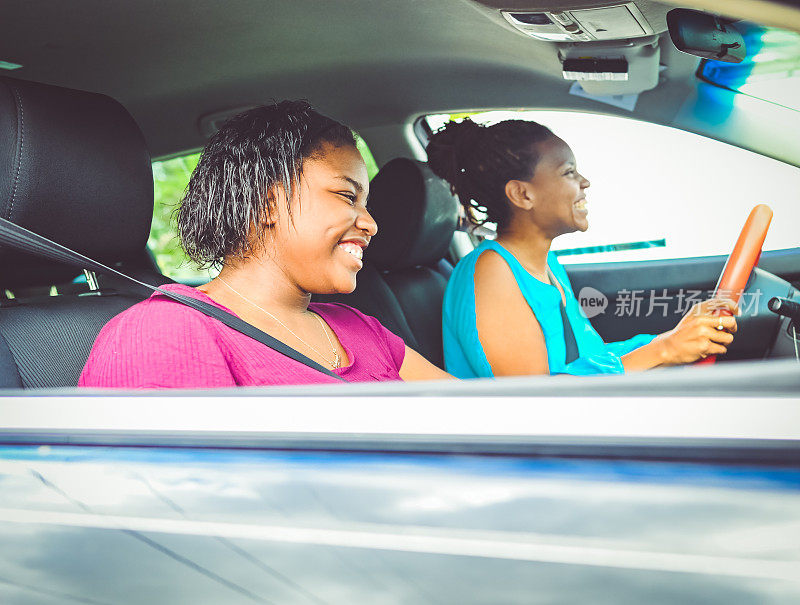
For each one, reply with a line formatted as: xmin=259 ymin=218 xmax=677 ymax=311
xmin=442 ymin=240 xmax=655 ymax=378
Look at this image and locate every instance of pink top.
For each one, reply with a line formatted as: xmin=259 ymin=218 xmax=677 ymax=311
xmin=79 ymin=283 xmax=406 ymax=388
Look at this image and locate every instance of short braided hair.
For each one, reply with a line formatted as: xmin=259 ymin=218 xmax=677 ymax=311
xmin=426 ymin=118 xmax=554 ymax=230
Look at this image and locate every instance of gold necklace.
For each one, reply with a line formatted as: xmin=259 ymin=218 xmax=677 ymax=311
xmin=216 ymin=277 xmax=341 ymax=369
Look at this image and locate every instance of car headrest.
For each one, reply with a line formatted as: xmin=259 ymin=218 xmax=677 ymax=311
xmin=365 ymin=158 xmax=458 ymax=270
xmin=0 ymin=76 xmax=154 ymax=287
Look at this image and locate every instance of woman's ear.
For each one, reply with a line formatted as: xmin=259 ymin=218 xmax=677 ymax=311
xmin=260 ymin=188 xmax=280 ymax=228
xmin=242 ymin=190 xmax=278 ymax=255
xmin=259 ymin=204 xmax=276 ymax=228
xmin=504 ymin=179 xmax=535 ymax=211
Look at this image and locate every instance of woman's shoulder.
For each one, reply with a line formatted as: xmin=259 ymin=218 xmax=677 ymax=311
xmin=449 ymin=240 xmax=503 ymax=285
xmin=473 ymin=244 xmax=512 ymax=274
xmin=472 ymin=246 xmax=525 ymax=299
xmin=458 ymin=239 xmax=528 ymax=273
xmin=81 ymin=283 xmax=235 ymax=388
xmin=145 ymin=283 xmax=238 ymax=316
xmin=459 ymin=240 xmax=530 ymax=288
xmin=457 ymin=239 xmax=501 ymax=264
xmin=99 ymin=283 xmax=223 ymax=340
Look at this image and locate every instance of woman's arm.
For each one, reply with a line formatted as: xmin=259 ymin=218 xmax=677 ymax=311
xmin=473 ymin=250 xmax=550 ymax=376
xmin=620 ymin=337 xmax=669 ymax=371
xmin=399 ymin=346 xmax=454 ymax=381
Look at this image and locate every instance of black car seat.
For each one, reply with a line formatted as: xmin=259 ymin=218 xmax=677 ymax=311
xmin=315 ymin=158 xmax=459 ymax=369
xmin=0 ymin=76 xmax=170 ymax=388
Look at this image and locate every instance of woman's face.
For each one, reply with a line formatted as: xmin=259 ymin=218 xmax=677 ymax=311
xmin=269 ymin=142 xmax=377 ymax=294
xmin=524 ymin=136 xmax=591 ymax=237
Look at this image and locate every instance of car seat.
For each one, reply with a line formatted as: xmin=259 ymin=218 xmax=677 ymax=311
xmin=0 ymin=76 xmax=170 ymax=388
xmin=315 ymin=158 xmax=459 ymax=369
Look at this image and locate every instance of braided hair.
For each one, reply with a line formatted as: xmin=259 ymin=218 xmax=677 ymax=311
xmin=426 ymin=118 xmax=555 ymax=230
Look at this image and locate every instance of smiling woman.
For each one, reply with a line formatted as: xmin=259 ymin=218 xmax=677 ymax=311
xmin=148 ymin=134 xmax=378 ymax=283
xmin=79 ymin=101 xmax=449 ymax=388
xmin=428 ymin=118 xmax=740 ymax=378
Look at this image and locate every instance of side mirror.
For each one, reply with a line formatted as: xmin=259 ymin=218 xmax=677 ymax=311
xmin=667 ymin=9 xmax=746 ymax=63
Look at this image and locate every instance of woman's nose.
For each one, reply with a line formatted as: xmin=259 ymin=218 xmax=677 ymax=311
xmin=580 ymin=173 xmax=590 ymax=189
xmin=357 ymin=206 xmax=378 ymax=237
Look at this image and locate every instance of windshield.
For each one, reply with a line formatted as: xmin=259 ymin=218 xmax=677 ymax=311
xmin=423 ymin=110 xmax=800 ymax=264
xmin=699 ymin=24 xmax=800 ymax=112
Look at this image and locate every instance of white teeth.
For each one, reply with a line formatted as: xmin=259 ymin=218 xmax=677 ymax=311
xmin=339 ymin=243 xmax=363 ymax=260
xmin=574 ymin=199 xmax=587 ymax=210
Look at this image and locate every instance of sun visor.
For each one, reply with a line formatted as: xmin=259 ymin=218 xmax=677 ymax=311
xmin=559 ymin=40 xmax=660 ymax=95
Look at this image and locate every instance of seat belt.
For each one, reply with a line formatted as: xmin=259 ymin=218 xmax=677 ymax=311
xmin=559 ymin=302 xmax=580 ymax=365
xmin=0 ymin=217 xmax=346 ymax=382
xmin=547 ymin=268 xmax=579 ymax=365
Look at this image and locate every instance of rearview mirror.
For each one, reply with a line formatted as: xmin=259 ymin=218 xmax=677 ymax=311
xmin=667 ymin=9 xmax=746 ymax=63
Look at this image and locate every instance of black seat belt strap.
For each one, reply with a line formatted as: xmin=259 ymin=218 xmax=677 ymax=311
xmin=559 ymin=302 xmax=580 ymax=365
xmin=0 ymin=217 xmax=346 ymax=382
xmin=547 ymin=268 xmax=579 ymax=365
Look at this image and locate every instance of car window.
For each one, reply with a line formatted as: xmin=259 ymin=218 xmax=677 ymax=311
xmin=149 ymin=134 xmax=379 ymax=281
xmin=424 ymin=110 xmax=800 ymax=264
xmin=149 ymin=152 xmax=205 ymax=282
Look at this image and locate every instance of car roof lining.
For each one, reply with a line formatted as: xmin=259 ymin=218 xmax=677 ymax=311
xmin=1 ymin=0 xmax=798 ymax=164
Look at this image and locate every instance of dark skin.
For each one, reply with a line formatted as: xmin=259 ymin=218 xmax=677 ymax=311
xmin=199 ymin=143 xmax=451 ymax=380
xmin=473 ymin=136 xmax=738 ymax=377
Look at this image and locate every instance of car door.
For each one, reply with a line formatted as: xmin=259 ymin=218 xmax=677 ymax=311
xmin=565 ymin=250 xmax=800 ymax=360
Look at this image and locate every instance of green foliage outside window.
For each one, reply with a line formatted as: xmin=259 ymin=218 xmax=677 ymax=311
xmin=148 ymin=152 xmax=205 ymax=282
xmin=355 ymin=134 xmax=379 ymax=180
xmin=149 ymin=133 xmax=379 ymax=282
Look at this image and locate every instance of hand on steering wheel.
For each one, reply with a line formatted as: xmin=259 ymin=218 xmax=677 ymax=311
xmin=659 ymin=298 xmax=739 ymax=365
xmin=696 ymin=204 xmax=773 ymax=365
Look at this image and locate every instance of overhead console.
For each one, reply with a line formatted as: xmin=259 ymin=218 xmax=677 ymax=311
xmin=470 ymin=1 xmax=672 ymax=94
xmin=501 ymin=2 xmax=654 ymax=42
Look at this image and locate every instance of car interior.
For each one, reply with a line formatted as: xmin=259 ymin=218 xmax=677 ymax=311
xmin=0 ymin=0 xmax=799 ymax=391
xmin=1 ymin=4 xmax=800 ymax=600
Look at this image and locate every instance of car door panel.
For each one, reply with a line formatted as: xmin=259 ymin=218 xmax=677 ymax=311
xmin=565 ymin=248 xmax=800 ymax=360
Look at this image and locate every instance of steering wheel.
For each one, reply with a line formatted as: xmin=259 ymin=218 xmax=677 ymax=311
xmin=697 ymin=204 xmax=773 ymax=365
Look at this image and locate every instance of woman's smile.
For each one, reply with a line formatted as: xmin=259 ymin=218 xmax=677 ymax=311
xmin=337 ymin=239 xmax=367 ymax=268
xmin=271 ymin=142 xmax=376 ymax=294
